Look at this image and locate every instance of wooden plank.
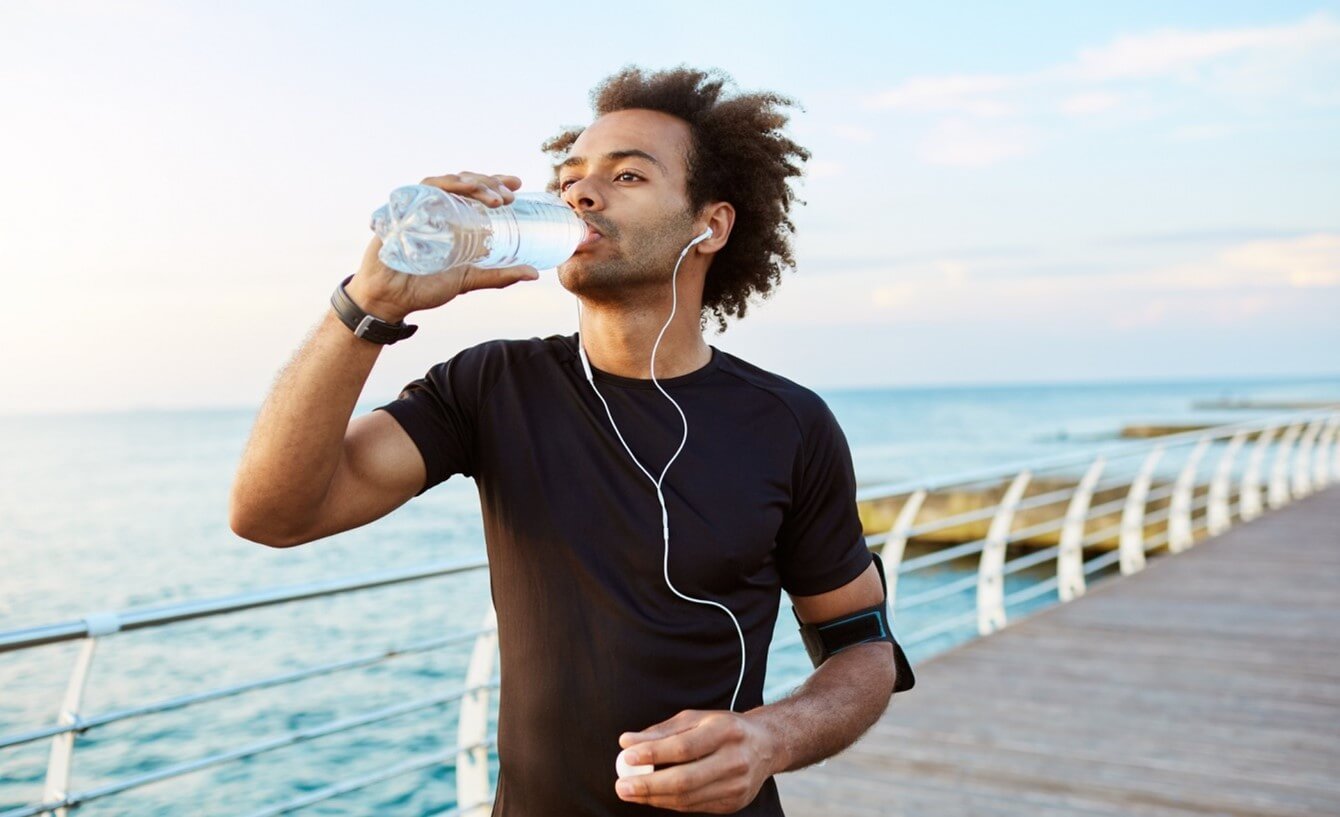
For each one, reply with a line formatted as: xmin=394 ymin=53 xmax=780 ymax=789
xmin=781 ymin=761 xmax=1211 ymax=816
xmin=779 ymin=486 xmax=1340 ymax=817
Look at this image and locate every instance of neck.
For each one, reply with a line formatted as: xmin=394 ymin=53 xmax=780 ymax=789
xmin=577 ymin=291 xmax=711 ymax=380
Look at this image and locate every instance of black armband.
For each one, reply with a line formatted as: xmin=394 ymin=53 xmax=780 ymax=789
xmin=792 ymin=552 xmax=916 ymax=693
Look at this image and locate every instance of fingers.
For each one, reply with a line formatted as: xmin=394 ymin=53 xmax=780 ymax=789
xmin=616 ymin=711 xmax=765 ymax=812
xmin=454 ymin=265 xmax=539 ymax=294
xmin=620 ymin=771 xmax=752 ymax=813
xmin=419 ymin=172 xmax=520 ymax=207
xmin=619 ymin=707 xmax=745 ymax=766
xmin=620 ymin=709 xmax=703 ymax=749
xmin=615 ymin=744 xmax=755 ymax=812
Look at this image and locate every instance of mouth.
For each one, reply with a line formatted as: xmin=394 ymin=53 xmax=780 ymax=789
xmin=575 ymin=223 xmax=604 ymax=251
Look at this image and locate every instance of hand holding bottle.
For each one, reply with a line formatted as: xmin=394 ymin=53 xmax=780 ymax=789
xmin=347 ymin=172 xmax=541 ymax=323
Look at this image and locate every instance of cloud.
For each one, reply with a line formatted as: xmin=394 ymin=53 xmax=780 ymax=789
xmin=916 ymin=118 xmax=1041 ymax=167
xmin=865 ymin=74 xmax=1020 ymax=117
xmin=936 ymin=259 xmax=968 ymax=287
xmin=1060 ymin=11 xmax=1340 ymax=83
xmin=803 ymin=245 xmax=1038 ymax=271
xmin=1204 ymin=293 xmax=1281 ymax=325
xmin=1050 ymin=233 xmax=1340 ymax=292
xmin=862 ymin=12 xmax=1340 ymax=167
xmin=755 ymin=233 xmax=1340 ymax=330
xmin=1166 ymin=122 xmax=1239 ymax=142
xmin=1220 ymin=233 xmax=1340 ymax=288
xmin=806 ymin=159 xmax=846 ymax=180
xmin=1098 ymin=227 xmax=1313 ymax=247
xmin=1106 ymin=293 xmax=1279 ymax=329
xmin=830 ymin=124 xmax=876 ymax=143
xmin=1059 ymin=91 xmax=1122 ymax=116
xmin=1108 ymin=298 xmax=1169 ymax=330
xmin=871 ymin=282 xmax=916 ymax=310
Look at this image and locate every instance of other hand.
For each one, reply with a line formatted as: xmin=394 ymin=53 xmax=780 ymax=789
xmin=615 ymin=709 xmax=782 ymax=813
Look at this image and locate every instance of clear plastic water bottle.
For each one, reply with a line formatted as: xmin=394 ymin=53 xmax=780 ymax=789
xmin=370 ymin=185 xmax=585 ymax=275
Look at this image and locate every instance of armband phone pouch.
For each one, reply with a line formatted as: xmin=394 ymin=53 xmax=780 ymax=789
xmin=792 ymin=552 xmax=916 ymax=693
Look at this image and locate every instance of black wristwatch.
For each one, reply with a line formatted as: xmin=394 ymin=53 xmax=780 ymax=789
xmin=330 ymin=275 xmax=418 ymax=345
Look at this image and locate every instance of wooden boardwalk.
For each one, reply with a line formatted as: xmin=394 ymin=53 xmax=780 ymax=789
xmin=778 ymin=486 xmax=1340 ymax=817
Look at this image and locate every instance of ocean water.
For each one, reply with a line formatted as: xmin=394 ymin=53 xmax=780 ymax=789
xmin=1 ymin=373 xmax=1337 ymax=815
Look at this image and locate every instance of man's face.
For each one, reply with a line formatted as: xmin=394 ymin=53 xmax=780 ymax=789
xmin=553 ymin=109 xmax=700 ymax=298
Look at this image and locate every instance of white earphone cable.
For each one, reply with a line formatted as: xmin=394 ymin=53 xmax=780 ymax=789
xmin=575 ymin=229 xmax=746 ymax=713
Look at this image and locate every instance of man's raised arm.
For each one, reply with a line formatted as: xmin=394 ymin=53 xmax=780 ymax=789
xmin=228 ymin=172 xmax=536 ymax=548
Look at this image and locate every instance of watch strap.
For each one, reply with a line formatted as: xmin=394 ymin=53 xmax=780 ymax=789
xmin=330 ymin=275 xmax=418 ymax=345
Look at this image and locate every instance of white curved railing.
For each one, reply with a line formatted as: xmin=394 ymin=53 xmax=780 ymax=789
xmin=760 ymin=406 xmax=1340 ymax=698
xmin=1 ymin=407 xmax=1336 ymax=817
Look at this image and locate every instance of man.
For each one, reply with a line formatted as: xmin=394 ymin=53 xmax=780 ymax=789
xmin=231 ymin=66 xmax=911 ymax=816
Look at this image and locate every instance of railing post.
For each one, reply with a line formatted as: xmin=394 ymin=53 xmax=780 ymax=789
xmin=1208 ymin=430 xmax=1246 ymax=536
xmin=1330 ymin=412 xmax=1340 ymax=482
xmin=1240 ymin=425 xmax=1275 ymax=522
xmin=1268 ymin=423 xmax=1301 ymax=509
xmin=1292 ymin=418 xmax=1323 ymax=499
xmin=1120 ymin=446 xmax=1163 ymax=574
xmin=457 ymin=605 xmax=498 ymax=816
xmin=43 ymin=634 xmax=106 ymax=816
xmin=1169 ymin=437 xmax=1210 ymax=552
xmin=1334 ymin=412 xmax=1340 ymax=477
xmin=1313 ymin=415 xmax=1338 ymax=488
xmin=977 ymin=470 xmax=1030 ymax=636
xmin=881 ymin=489 xmax=926 ymax=608
xmin=1058 ymin=457 xmax=1104 ymax=602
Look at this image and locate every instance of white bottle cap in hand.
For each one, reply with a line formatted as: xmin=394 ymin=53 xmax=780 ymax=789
xmin=616 ymin=750 xmax=654 ymax=778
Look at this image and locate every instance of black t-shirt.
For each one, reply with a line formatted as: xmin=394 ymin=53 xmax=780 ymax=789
xmin=377 ymin=332 xmax=872 ymax=816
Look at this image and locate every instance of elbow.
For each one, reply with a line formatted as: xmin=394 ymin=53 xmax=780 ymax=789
xmin=849 ymin=641 xmax=898 ymax=700
xmin=873 ymin=642 xmax=900 ymax=698
xmin=229 ymin=506 xmax=289 ymax=548
xmin=229 ymin=489 xmax=307 ymax=549
xmin=842 ymin=643 xmax=897 ymax=699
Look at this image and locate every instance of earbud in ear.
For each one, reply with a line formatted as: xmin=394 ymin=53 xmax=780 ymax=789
xmin=683 ymin=227 xmax=714 ymax=255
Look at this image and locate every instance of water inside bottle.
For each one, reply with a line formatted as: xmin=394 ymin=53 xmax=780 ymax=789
xmin=372 ymin=187 xmax=583 ymax=274
xmin=481 ymin=193 xmax=586 ymax=270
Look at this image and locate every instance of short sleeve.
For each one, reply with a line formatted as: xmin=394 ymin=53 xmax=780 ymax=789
xmin=775 ymin=398 xmax=873 ymax=596
xmin=375 ymin=346 xmax=490 ymax=495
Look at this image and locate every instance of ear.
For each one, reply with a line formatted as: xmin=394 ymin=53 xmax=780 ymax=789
xmin=696 ymin=202 xmax=735 ymax=255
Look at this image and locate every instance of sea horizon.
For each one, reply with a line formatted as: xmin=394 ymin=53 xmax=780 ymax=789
xmin=3 ymin=369 xmax=1338 ymax=420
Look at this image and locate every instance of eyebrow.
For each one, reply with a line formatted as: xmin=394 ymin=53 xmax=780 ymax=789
xmin=555 ymin=149 xmax=666 ymax=175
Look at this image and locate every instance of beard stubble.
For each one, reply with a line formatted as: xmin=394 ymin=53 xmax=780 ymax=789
xmin=558 ymin=207 xmax=698 ymax=306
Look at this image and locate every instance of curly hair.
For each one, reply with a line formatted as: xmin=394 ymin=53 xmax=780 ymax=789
xmin=541 ymin=65 xmax=811 ymax=334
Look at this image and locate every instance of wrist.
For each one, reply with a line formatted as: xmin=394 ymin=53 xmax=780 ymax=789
xmin=330 ymin=275 xmax=419 ymax=346
xmin=743 ymin=706 xmax=791 ymax=777
xmin=343 ymin=275 xmax=411 ymax=323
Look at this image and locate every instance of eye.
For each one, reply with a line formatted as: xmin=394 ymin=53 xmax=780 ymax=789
xmin=616 ymin=171 xmax=643 ymax=183
xmin=558 ymin=178 xmax=577 ymax=191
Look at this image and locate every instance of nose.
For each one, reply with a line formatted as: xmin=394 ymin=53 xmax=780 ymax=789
xmin=562 ymin=176 xmax=603 ymax=213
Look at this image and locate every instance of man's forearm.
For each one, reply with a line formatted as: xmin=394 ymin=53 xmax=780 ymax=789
xmin=230 ymin=222 xmax=535 ymax=546
xmin=230 ymin=305 xmax=384 ymax=542
xmin=746 ymin=642 xmax=896 ymax=774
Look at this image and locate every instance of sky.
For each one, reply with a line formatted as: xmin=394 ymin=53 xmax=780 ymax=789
xmin=0 ymin=0 xmax=1337 ymax=415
